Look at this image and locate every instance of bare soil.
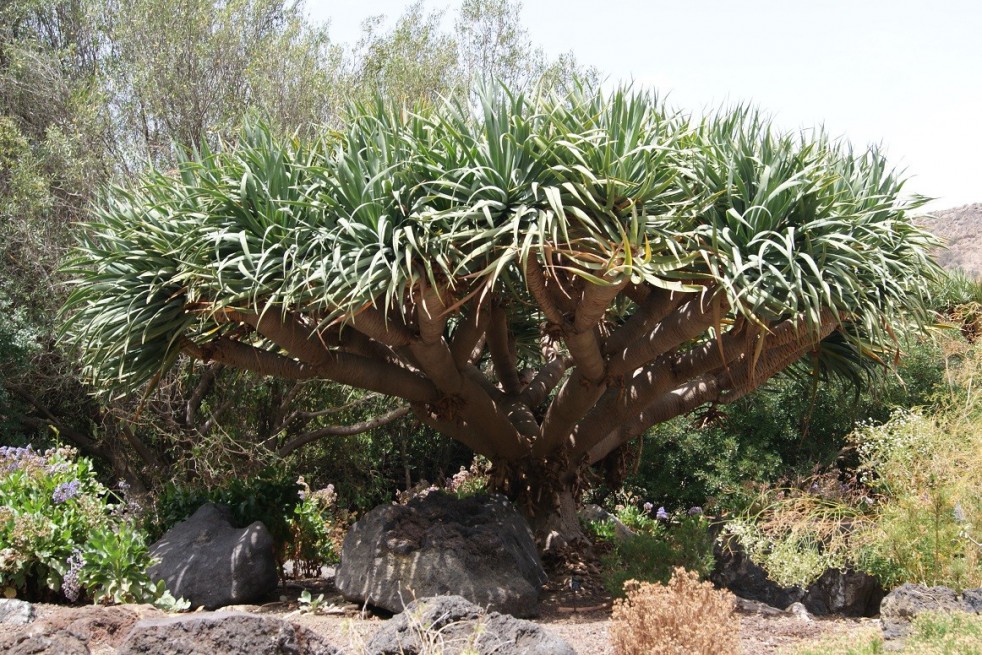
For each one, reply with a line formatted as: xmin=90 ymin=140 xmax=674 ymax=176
xmin=278 ymin=577 xmax=878 ymax=655
xmin=0 ymin=575 xmax=879 ymax=654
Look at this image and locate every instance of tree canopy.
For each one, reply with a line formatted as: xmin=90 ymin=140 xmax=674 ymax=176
xmin=61 ymin=86 xmax=940 ymax=529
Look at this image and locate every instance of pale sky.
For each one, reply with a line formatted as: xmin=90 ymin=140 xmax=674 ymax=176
xmin=307 ymin=0 xmax=982 ymax=211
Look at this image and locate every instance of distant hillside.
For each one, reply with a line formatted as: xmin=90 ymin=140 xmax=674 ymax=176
xmin=918 ymin=203 xmax=982 ymax=279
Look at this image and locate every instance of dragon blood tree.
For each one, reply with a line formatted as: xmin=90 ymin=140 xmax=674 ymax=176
xmin=62 ymin=88 xmax=940 ymax=544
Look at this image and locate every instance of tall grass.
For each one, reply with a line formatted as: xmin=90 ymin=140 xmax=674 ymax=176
xmin=725 ymin=331 xmax=982 ymax=590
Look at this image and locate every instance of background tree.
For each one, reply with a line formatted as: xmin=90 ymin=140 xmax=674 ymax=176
xmin=98 ymin=0 xmax=347 ymax=168
xmin=61 ymin=87 xmax=940 ymax=543
xmin=2 ymin=1 xmax=597 ymax=490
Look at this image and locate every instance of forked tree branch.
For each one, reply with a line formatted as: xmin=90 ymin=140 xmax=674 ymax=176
xmin=276 ymin=405 xmax=411 ymax=457
xmin=608 ymin=293 xmax=724 ymax=376
xmin=524 ymin=256 xmax=564 ymax=324
xmin=183 ymin=337 xmax=438 ymax=402
xmin=450 ymin=301 xmax=490 ymax=366
xmin=582 ymin=313 xmax=843 ymax=463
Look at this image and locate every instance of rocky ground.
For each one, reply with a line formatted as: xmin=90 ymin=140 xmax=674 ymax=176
xmin=0 ymin=574 xmax=880 ymax=654
xmin=285 ymin=586 xmax=876 ymax=654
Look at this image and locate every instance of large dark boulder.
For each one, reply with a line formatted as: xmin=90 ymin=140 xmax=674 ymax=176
xmin=712 ymin=534 xmax=883 ymax=616
xmin=117 ymin=612 xmax=342 ymax=655
xmin=148 ymin=503 xmax=279 ymax=609
xmin=879 ymin=583 xmax=980 ymax=639
xmin=364 ymin=595 xmax=575 ymax=655
xmin=336 ymin=493 xmax=546 ymax=618
xmin=963 ymin=588 xmax=982 ymax=613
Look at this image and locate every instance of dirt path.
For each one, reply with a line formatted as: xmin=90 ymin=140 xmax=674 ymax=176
xmin=281 ymin=585 xmax=877 ymax=655
xmin=0 ymin=581 xmax=880 ymax=654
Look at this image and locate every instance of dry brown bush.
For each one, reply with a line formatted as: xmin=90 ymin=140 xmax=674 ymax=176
xmin=610 ymin=567 xmax=740 ymax=655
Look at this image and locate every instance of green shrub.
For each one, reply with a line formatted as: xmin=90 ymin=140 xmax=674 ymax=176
xmin=146 ymin=467 xmax=297 ymax=544
xmin=0 ymin=446 xmax=179 ymax=606
xmin=851 ymin=406 xmax=981 ymax=590
xmin=290 ymin=477 xmax=348 ymax=576
xmin=593 ymin=507 xmax=715 ymax=597
xmin=77 ymin=522 xmax=183 ymax=607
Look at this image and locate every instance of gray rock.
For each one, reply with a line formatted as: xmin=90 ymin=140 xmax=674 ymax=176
xmin=117 ymin=611 xmax=342 ymax=655
xmin=962 ymin=588 xmax=982 ymax=613
xmin=880 ymin=584 xmax=979 ymax=639
xmin=148 ymin=503 xmax=279 ymax=609
xmin=712 ymin=533 xmax=883 ymax=616
xmin=336 ymin=493 xmax=546 ymax=618
xmin=802 ymin=567 xmax=885 ymax=616
xmin=0 ymin=599 xmax=34 ymax=624
xmin=364 ymin=595 xmax=575 ymax=655
xmin=786 ymin=602 xmax=813 ymax=622
xmin=0 ymin=604 xmax=153 ymax=655
xmin=0 ymin=632 xmax=90 ymax=654
xmin=733 ymin=597 xmax=784 ymax=616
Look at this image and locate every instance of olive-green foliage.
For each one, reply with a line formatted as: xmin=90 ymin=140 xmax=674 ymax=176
xmin=0 ymin=15 xmax=114 ymax=452
xmin=726 ymin=334 xmax=982 ymax=591
xmin=100 ymin=0 xmax=347 ymax=165
xmin=852 ymin=404 xmax=982 ymax=590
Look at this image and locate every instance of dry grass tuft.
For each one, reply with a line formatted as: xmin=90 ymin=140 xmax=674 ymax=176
xmin=610 ymin=567 xmax=740 ymax=655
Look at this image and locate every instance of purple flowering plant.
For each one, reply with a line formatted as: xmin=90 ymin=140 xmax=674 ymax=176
xmin=52 ymin=480 xmax=82 ymax=504
xmin=0 ymin=445 xmax=163 ymax=604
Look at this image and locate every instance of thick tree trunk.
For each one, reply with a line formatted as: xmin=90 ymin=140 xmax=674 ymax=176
xmin=495 ymin=459 xmax=590 ymax=554
xmin=526 ymin=487 xmax=587 ymax=553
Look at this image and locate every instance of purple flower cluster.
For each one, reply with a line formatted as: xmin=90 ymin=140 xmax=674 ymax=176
xmin=0 ymin=446 xmax=44 ymax=472
xmin=61 ymin=549 xmax=85 ymax=602
xmin=656 ymin=506 xmax=670 ymax=520
xmin=52 ymin=480 xmax=81 ymax=504
xmin=111 ymin=479 xmax=143 ymax=518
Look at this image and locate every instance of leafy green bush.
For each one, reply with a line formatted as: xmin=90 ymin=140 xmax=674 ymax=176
xmin=0 ymin=446 xmax=179 ymax=606
xmin=289 ymin=477 xmax=349 ymax=576
xmin=590 ymin=506 xmax=715 ymax=597
xmin=145 ymin=467 xmax=297 ymax=544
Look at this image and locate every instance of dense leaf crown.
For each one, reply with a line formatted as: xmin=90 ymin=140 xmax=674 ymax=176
xmin=61 ymin=86 xmax=941 ymax=397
